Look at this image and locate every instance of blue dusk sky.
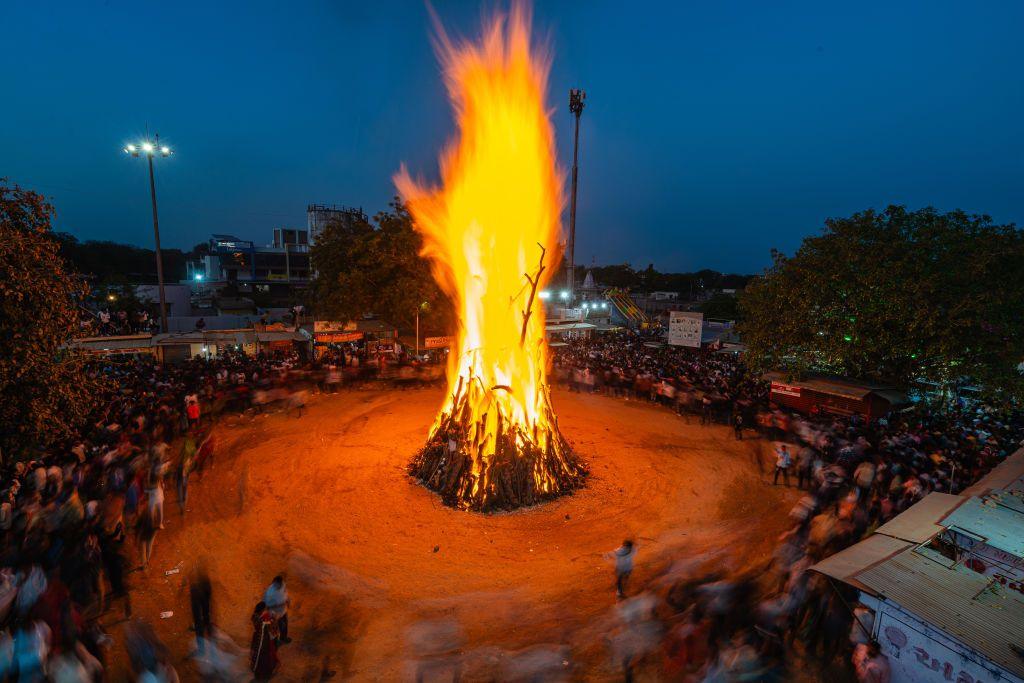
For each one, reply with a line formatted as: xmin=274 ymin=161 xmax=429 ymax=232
xmin=2 ymin=0 xmax=1021 ymax=273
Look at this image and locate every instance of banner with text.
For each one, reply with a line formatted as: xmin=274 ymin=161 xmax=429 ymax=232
xmin=424 ymin=336 xmax=454 ymax=349
xmin=668 ymin=311 xmax=703 ymax=347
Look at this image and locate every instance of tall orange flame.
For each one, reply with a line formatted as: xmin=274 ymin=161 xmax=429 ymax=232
xmin=396 ymin=4 xmax=585 ymax=510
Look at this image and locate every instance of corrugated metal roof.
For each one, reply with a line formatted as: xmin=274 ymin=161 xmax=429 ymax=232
xmin=857 ymin=549 xmax=1024 ymax=679
xmin=810 ymin=534 xmax=914 ymax=592
xmin=762 ymin=372 xmax=907 ymax=403
xmin=874 ymin=492 xmax=964 ymax=544
xmin=155 ymin=330 xmax=256 ymax=345
xmin=963 ymin=447 xmax=1024 ymax=497
xmin=545 ymin=322 xmax=597 ymax=331
xmin=941 ymin=494 xmax=1024 ymax=558
xmin=71 ymin=336 xmax=154 ymax=351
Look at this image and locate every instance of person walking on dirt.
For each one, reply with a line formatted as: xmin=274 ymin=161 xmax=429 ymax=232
xmin=135 ymin=503 xmax=158 ymax=570
xmin=796 ymin=445 xmax=815 ymax=490
xmin=773 ymin=444 xmax=792 ymax=487
xmin=189 ymin=559 xmax=213 ymax=653
xmin=263 ymin=576 xmax=291 ymax=644
xmin=607 ymin=540 xmax=637 ymax=599
xmin=250 ymin=601 xmax=280 ymax=680
xmin=733 ymin=411 xmax=744 ymax=440
xmin=177 ymin=429 xmax=196 ymax=515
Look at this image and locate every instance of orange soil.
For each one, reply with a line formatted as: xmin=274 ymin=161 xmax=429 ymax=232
xmin=114 ymin=388 xmax=797 ymax=681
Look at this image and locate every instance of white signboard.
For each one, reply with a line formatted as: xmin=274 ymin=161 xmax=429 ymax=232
xmin=668 ymin=311 xmax=703 ymax=347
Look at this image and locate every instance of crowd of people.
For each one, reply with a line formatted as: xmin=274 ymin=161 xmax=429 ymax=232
xmin=552 ymin=331 xmax=1024 ymax=681
xmin=80 ymin=308 xmax=158 ymax=337
xmin=0 ymin=346 xmax=334 ymax=681
xmin=551 ymin=331 xmax=767 ymax=426
xmin=617 ymin=398 xmax=1024 ymax=682
xmin=1 ymin=327 xmax=1020 ymax=680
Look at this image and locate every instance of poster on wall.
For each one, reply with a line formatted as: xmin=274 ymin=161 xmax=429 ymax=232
xmin=668 ymin=311 xmax=703 ymax=347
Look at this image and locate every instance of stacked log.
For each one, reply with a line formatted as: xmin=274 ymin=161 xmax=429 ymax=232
xmin=408 ymin=244 xmax=588 ymax=511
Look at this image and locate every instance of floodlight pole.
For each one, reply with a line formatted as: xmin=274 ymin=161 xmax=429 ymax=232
xmin=147 ymin=137 xmax=168 ymax=334
xmin=567 ymin=88 xmax=586 ymax=304
xmin=125 ymin=134 xmax=172 ymax=334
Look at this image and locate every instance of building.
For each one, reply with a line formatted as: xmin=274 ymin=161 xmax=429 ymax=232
xmin=811 ymin=449 xmax=1024 ymax=683
xmin=306 ymin=204 xmax=367 ymax=243
xmin=135 ymin=284 xmax=192 ymax=317
xmin=68 ymin=329 xmax=309 ymax=362
xmin=187 ymin=229 xmax=311 ymax=307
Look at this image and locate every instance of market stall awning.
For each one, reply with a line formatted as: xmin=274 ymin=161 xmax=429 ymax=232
xmin=873 ymin=492 xmax=964 ymax=544
xmin=963 ymin=447 xmax=1024 ymax=496
xmin=810 ymin=534 xmax=914 ymax=592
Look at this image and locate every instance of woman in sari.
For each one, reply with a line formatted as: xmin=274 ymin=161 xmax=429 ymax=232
xmin=249 ymin=601 xmax=279 ymax=680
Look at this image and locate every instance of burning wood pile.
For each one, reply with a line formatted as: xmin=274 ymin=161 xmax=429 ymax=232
xmin=396 ymin=5 xmax=587 ymax=511
xmin=408 ymin=249 xmax=587 ymax=511
xmin=409 ymin=374 xmax=586 ymax=511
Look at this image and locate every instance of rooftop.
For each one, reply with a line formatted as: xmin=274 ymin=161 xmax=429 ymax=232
xmin=811 ymin=447 xmax=1024 ymax=679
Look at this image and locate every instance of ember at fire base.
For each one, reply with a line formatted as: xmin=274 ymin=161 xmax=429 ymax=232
xmin=409 ymin=379 xmax=587 ymax=512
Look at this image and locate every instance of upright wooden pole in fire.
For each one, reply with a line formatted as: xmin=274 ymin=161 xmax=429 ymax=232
xmin=567 ymin=88 xmax=586 ymax=303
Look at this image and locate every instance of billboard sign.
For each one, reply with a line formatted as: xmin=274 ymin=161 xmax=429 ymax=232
xmin=314 ymin=320 xmax=358 ymax=333
xmin=315 ymin=332 xmax=363 ymax=344
xmin=668 ymin=311 xmax=703 ymax=347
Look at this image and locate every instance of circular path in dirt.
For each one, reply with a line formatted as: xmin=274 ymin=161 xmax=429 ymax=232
xmin=123 ymin=388 xmax=797 ymax=680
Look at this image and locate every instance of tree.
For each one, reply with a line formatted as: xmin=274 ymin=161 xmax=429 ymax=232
xmin=0 ymin=180 xmax=98 ymax=456
xmin=310 ymin=198 xmax=452 ymax=333
xmin=54 ymin=233 xmax=187 ymax=284
xmin=700 ymin=292 xmax=741 ymax=321
xmin=738 ymin=206 xmax=1024 ymax=398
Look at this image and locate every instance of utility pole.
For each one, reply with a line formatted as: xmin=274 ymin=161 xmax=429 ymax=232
xmin=567 ymin=88 xmax=586 ymax=303
xmin=415 ymin=300 xmax=428 ymax=358
xmin=125 ymin=135 xmax=172 ymax=333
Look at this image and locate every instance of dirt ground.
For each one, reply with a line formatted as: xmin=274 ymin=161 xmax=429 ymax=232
xmin=113 ymin=388 xmax=799 ymax=681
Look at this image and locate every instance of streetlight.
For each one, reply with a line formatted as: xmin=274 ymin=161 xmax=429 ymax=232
xmin=124 ymin=134 xmax=172 ymax=333
xmin=566 ymin=88 xmax=586 ymax=302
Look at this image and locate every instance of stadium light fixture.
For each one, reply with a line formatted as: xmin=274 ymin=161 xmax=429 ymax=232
xmin=122 ymin=133 xmax=173 ymax=333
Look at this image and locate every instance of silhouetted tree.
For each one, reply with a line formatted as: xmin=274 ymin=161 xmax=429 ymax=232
xmin=0 ymin=180 xmax=98 ymax=455
xmin=310 ymin=198 xmax=452 ymax=333
xmin=739 ymin=206 xmax=1024 ymax=398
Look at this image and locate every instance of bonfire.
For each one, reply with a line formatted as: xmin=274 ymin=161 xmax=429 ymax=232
xmin=395 ymin=5 xmax=587 ymax=511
